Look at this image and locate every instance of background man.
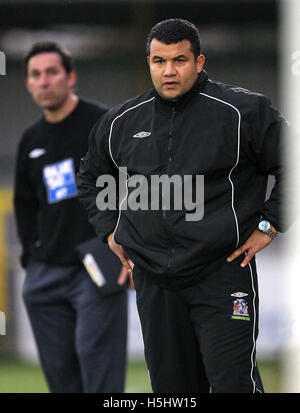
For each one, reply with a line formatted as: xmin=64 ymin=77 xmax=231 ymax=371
xmin=78 ymin=19 xmax=287 ymax=392
xmin=14 ymin=41 xmax=128 ymax=393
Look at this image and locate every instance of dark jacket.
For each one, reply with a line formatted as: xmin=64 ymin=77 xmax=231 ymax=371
xmin=77 ymin=71 xmax=287 ymax=289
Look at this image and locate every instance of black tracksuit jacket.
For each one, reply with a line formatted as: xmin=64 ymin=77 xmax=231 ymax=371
xmin=78 ymin=71 xmax=287 ymax=289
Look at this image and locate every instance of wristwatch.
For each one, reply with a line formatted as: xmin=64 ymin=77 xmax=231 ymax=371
xmin=258 ymin=219 xmax=278 ymax=240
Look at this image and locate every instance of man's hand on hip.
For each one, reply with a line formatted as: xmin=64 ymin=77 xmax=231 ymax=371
xmin=226 ymin=228 xmax=276 ymax=268
xmin=108 ymin=233 xmax=135 ymax=288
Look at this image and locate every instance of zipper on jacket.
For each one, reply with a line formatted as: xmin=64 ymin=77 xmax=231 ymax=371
xmin=167 ymin=248 xmax=175 ymax=269
xmin=167 ymin=106 xmax=176 ymax=164
xmin=163 ymin=106 xmax=176 ymax=220
xmin=165 ymin=106 xmax=176 ymax=271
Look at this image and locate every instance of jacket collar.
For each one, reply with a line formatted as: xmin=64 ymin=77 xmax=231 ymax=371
xmin=154 ymin=70 xmax=208 ymax=112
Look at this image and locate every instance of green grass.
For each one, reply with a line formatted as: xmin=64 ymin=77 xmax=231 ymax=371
xmin=257 ymin=359 xmax=281 ymax=393
xmin=0 ymin=357 xmax=152 ymax=393
xmin=0 ymin=357 xmax=48 ymax=393
xmin=0 ymin=357 xmax=280 ymax=393
xmin=125 ymin=360 xmax=152 ymax=393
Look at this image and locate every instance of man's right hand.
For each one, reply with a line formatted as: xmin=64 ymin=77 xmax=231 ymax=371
xmin=107 ymin=233 xmax=134 ymax=288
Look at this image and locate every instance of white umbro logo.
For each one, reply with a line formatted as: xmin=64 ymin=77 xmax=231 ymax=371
xmin=231 ymin=292 xmax=248 ymax=298
xmin=29 ymin=148 xmax=46 ymax=158
xmin=133 ymin=131 xmax=151 ymax=138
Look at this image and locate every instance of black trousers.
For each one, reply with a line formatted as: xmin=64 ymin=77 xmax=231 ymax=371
xmin=133 ymin=255 xmax=264 ymax=393
xmin=23 ymin=259 xmax=128 ymax=393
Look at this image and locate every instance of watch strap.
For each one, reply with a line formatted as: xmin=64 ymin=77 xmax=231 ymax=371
xmin=263 ymin=227 xmax=277 ymax=240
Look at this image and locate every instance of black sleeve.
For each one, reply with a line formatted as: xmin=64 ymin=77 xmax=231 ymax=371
xmin=77 ymin=113 xmax=119 ymax=242
xmin=13 ymin=136 xmax=39 ymax=267
xmin=249 ymin=95 xmax=292 ymax=232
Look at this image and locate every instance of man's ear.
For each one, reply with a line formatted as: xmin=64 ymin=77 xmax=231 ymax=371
xmin=68 ymin=70 xmax=77 ymax=89
xmin=196 ymin=55 xmax=205 ymax=73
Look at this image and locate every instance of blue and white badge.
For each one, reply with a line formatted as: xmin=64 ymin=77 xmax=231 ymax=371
xmin=43 ymin=158 xmax=78 ymax=204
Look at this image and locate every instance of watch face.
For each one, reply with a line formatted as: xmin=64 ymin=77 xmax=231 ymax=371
xmin=259 ymin=220 xmax=270 ymax=232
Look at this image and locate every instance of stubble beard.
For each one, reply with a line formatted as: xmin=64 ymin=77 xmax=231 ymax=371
xmin=37 ymin=92 xmax=68 ymax=112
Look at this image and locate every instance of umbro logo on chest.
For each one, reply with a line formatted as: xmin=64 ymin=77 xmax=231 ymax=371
xmin=132 ymin=131 xmax=151 ymax=138
xmin=29 ymin=148 xmax=46 ymax=158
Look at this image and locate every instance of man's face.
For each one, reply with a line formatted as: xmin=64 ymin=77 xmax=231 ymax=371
xmin=148 ymin=39 xmax=205 ymax=101
xmin=26 ymin=52 xmax=76 ymax=111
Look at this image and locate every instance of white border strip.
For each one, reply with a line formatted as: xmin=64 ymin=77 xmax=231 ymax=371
xmin=199 ymin=92 xmax=241 ymax=247
xmin=108 ymin=97 xmax=155 ymax=240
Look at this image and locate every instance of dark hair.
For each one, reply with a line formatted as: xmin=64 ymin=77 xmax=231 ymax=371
xmin=24 ymin=41 xmax=74 ymax=75
xmin=146 ymin=18 xmax=201 ymax=59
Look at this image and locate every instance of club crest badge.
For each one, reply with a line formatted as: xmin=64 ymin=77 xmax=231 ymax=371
xmin=232 ymin=298 xmax=250 ymax=321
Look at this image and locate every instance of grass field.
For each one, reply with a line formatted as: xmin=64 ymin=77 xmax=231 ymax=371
xmin=0 ymin=357 xmax=281 ymax=393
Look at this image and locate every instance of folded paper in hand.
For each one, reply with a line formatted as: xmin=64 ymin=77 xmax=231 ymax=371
xmin=76 ymin=237 xmax=125 ymax=296
xmin=82 ymin=253 xmax=106 ymax=287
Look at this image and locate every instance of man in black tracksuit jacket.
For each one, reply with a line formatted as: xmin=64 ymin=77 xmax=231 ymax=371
xmin=78 ymin=19 xmax=288 ymax=393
